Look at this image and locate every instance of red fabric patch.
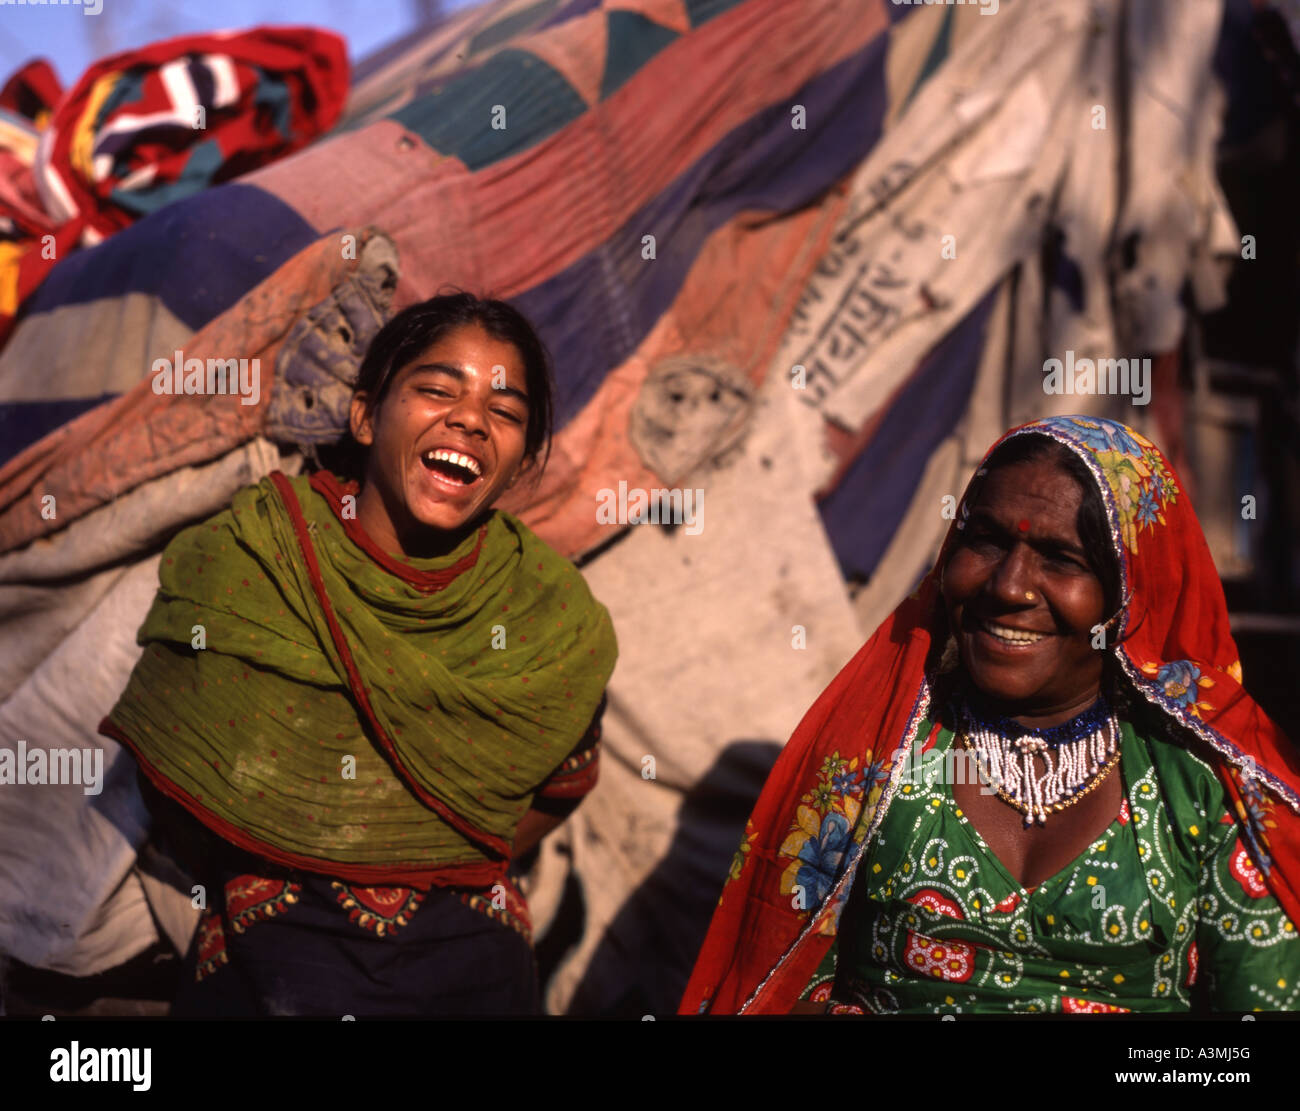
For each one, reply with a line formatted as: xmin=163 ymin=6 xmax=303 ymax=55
xmin=903 ymin=934 xmax=974 ymax=982
xmin=1229 ymin=840 xmax=1270 ymax=898
xmin=332 ymin=883 xmax=425 ymax=937
xmin=456 ymin=875 xmax=534 ymax=943
xmin=1062 ymin=996 xmax=1130 ymax=1013
xmin=907 ymin=888 xmax=964 ymax=919
xmin=224 ymin=875 xmax=302 ymax=933
xmin=347 ymin=885 xmax=416 ymax=918
xmin=194 ymin=910 xmax=228 ymax=982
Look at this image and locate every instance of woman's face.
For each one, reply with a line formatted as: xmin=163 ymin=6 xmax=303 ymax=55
xmin=349 ymin=322 xmax=532 ymax=557
xmin=942 ymin=458 xmax=1108 ymax=726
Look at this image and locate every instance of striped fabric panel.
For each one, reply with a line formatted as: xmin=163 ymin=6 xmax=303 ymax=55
xmin=0 ymin=185 xmax=318 ymax=463
xmin=0 ymin=0 xmax=909 ymax=508
xmin=18 ymin=184 xmax=316 ymax=328
xmin=518 ymin=29 xmax=895 ymax=425
xmin=815 ymin=289 xmax=999 ymax=583
xmin=255 ymin=0 xmax=898 ymax=420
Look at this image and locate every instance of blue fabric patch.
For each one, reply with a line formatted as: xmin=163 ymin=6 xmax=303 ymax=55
xmin=107 ymin=139 xmax=225 ymax=219
xmin=253 ymin=67 xmax=294 ymax=140
xmin=22 ymin=183 xmax=319 ymax=331
xmin=0 ymin=394 xmax=119 ymax=465
xmin=96 ymin=69 xmax=146 ymax=124
xmin=537 ymin=0 xmax=602 ymax=32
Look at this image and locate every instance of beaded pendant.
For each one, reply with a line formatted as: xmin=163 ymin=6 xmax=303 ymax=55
xmin=957 ymin=695 xmax=1120 ymax=827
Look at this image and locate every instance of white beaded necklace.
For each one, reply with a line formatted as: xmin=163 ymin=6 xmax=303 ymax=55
xmin=958 ymin=695 xmax=1120 ymax=827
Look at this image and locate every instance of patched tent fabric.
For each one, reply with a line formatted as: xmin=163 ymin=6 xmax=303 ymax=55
xmin=0 ymin=0 xmax=1268 ymax=1012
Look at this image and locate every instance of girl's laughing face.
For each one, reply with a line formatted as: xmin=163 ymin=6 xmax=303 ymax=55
xmin=349 ymin=322 xmax=532 ymax=558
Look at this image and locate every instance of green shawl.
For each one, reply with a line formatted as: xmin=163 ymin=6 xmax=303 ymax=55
xmin=103 ymin=471 xmax=617 ymax=886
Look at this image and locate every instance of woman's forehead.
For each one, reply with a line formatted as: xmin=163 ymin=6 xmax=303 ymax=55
xmin=968 ymin=460 xmax=1085 ymax=524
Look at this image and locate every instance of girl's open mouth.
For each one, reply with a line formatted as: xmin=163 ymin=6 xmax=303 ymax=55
xmin=420 ymin=448 xmax=483 ymax=488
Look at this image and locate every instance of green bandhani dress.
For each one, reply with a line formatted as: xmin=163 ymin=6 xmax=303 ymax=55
xmin=803 ymin=720 xmax=1300 ymax=1013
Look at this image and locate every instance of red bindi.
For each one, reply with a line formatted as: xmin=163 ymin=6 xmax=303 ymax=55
xmin=1016 ymin=519 xmax=1031 ymax=533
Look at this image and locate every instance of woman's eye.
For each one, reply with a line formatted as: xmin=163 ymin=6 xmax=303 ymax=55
xmin=492 ymin=409 xmax=524 ymax=423
xmin=966 ymin=533 xmax=1004 ymax=553
xmin=419 ymin=387 xmax=452 ymax=398
xmin=1046 ymin=552 xmax=1086 ymax=571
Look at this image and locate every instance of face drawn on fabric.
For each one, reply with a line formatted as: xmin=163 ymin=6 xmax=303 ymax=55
xmin=628 ymin=355 xmax=752 ymax=484
xmin=266 ymin=232 xmax=400 ymax=447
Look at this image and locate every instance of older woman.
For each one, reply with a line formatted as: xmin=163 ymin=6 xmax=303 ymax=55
xmin=682 ymin=416 xmax=1300 ymax=1014
xmin=101 ymin=293 xmax=617 ymax=1016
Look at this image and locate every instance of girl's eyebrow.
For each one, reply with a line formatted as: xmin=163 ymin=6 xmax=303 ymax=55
xmin=406 ymin=363 xmax=529 ymax=405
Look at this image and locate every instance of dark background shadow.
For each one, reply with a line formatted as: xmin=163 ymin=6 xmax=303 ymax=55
xmin=562 ymin=738 xmax=782 ymax=1017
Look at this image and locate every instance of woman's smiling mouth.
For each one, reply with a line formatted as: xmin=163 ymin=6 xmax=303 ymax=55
xmin=974 ymin=619 xmax=1049 ymax=647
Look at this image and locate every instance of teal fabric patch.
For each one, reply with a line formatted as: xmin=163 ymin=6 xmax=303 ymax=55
xmin=600 ymin=11 xmax=680 ymax=101
xmin=108 ymin=139 xmax=225 ymax=218
xmin=97 ymin=70 xmax=146 ymax=125
xmin=468 ymin=0 xmax=563 ymax=56
xmin=902 ymin=5 xmax=954 ymax=111
xmin=254 ymin=70 xmax=294 ymax=139
xmin=683 ymin=0 xmax=750 ymax=28
xmin=389 ymin=49 xmax=588 ymax=171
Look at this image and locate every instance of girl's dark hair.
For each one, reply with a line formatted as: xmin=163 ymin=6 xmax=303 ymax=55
xmin=325 ymin=291 xmax=555 ymax=480
xmin=963 ymin=432 xmax=1122 ymax=620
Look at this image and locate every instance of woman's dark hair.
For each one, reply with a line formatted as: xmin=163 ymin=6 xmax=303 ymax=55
xmin=325 ymin=291 xmax=555 ymax=480
xmin=960 ymin=432 xmax=1123 ymax=621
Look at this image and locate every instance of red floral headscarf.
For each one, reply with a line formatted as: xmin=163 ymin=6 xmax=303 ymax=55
xmin=680 ymin=416 xmax=1300 ymax=1014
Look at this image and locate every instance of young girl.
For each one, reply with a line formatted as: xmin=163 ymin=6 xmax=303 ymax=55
xmin=104 ymin=293 xmax=617 ymax=1016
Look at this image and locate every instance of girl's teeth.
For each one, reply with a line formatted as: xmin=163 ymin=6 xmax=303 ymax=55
xmin=423 ymin=449 xmax=481 ymax=477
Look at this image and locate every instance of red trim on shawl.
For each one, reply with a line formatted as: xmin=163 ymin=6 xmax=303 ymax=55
xmin=102 ymin=719 xmax=506 ymax=888
xmin=308 ymin=469 xmax=486 ymax=592
xmin=269 ymin=470 xmax=511 ymax=859
xmin=536 ymin=696 xmax=604 ymax=800
xmin=536 ymin=750 xmax=601 ymax=800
